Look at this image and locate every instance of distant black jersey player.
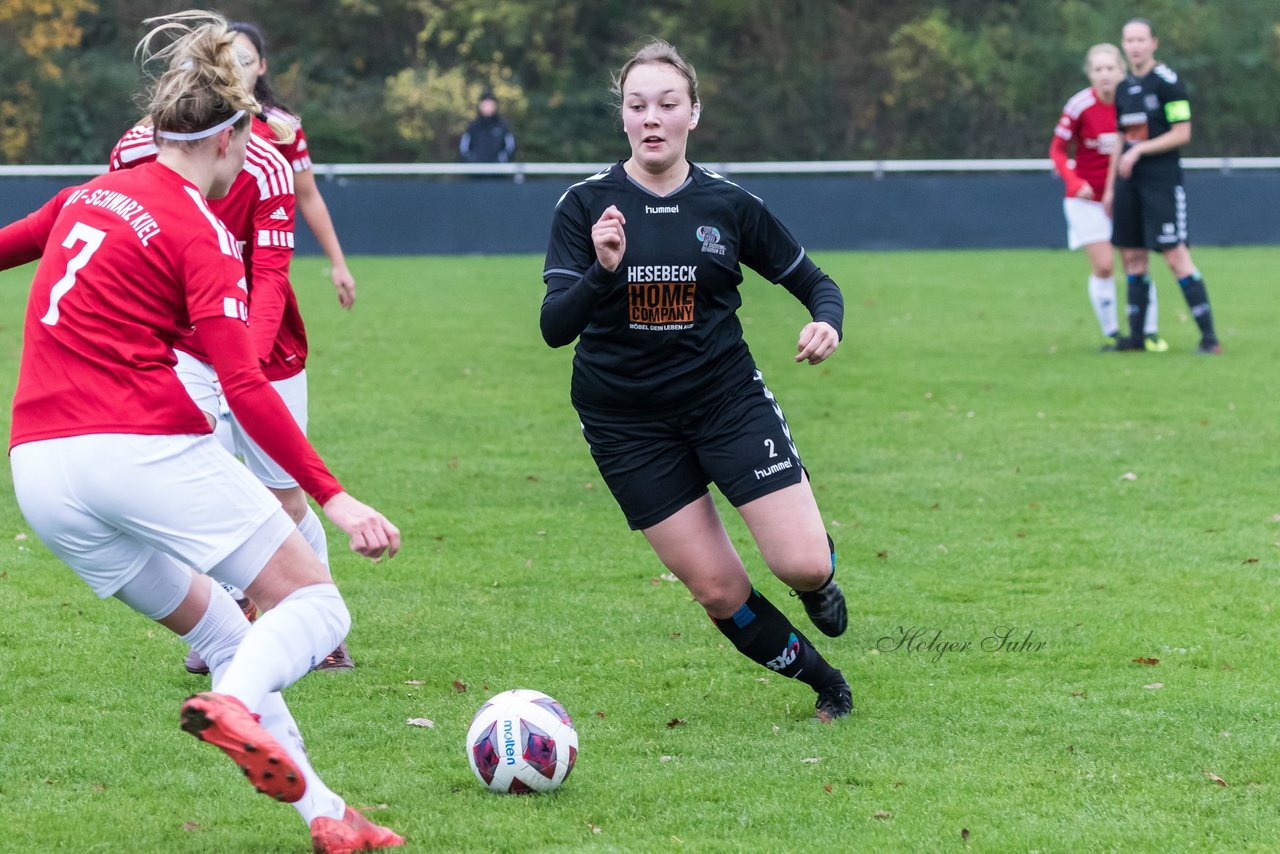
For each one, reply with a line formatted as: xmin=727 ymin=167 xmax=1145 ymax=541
xmin=541 ymin=40 xmax=852 ymax=722
xmin=1104 ymin=17 xmax=1220 ymax=353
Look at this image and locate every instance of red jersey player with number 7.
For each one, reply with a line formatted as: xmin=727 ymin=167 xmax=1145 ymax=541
xmin=0 ymin=11 xmax=403 ymax=853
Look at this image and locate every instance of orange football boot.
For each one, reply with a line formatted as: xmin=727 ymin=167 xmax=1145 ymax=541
xmin=310 ymin=806 xmax=405 ymax=853
xmin=180 ymin=691 xmax=305 ymax=803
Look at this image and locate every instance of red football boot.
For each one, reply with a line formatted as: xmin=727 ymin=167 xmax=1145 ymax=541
xmin=310 ymin=806 xmax=405 ymax=853
xmin=180 ymin=691 xmax=305 ymax=803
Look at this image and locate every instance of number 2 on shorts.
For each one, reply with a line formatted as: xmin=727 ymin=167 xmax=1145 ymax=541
xmin=41 ymin=222 xmax=106 ymax=327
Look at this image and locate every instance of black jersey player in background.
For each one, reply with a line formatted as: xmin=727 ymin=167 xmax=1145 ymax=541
xmin=1103 ymin=17 xmax=1220 ymax=354
xmin=541 ymin=40 xmax=852 ymax=722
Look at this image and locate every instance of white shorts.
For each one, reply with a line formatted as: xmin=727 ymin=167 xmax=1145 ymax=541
xmin=10 ymin=433 xmax=291 ymax=598
xmin=174 ymin=350 xmax=309 ymax=490
xmin=1063 ymin=197 xmax=1112 ymax=250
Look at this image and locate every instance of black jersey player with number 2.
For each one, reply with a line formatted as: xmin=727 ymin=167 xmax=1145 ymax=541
xmin=541 ymin=40 xmax=851 ymax=722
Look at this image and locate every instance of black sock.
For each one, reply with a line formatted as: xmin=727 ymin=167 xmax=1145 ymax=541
xmin=1126 ymin=273 xmax=1152 ymax=339
xmin=713 ymin=589 xmax=839 ymax=690
xmin=1178 ymin=273 xmax=1217 ymax=342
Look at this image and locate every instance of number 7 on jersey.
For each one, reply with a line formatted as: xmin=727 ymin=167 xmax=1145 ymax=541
xmin=41 ymin=222 xmax=106 ymax=327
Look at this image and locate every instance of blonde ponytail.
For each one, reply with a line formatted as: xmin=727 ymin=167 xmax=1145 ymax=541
xmin=136 ymin=10 xmax=258 ymax=146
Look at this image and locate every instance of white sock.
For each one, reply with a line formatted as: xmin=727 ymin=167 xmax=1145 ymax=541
xmin=1088 ymin=275 xmax=1119 ymax=337
xmin=205 ymin=653 xmax=346 ymax=825
xmin=1144 ymin=281 xmax=1160 ymax=335
xmin=181 ymin=582 xmax=250 ymax=671
xmin=218 ymin=581 xmax=246 ymax=601
xmin=256 ymin=693 xmax=346 ymax=824
xmin=214 ymin=583 xmax=351 ymax=711
xmin=297 ymin=507 xmax=330 ymax=570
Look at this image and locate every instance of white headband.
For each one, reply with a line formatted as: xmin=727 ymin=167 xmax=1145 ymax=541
xmin=156 ymin=109 xmax=246 ymax=141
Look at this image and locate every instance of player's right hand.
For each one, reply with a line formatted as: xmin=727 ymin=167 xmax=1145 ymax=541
xmin=322 ymin=492 xmax=400 ymax=560
xmin=1075 ymin=184 xmax=1096 ymax=201
xmin=592 ymin=205 xmax=627 ymax=271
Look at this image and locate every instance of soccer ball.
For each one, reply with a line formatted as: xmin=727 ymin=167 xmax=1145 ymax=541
xmin=466 ymin=689 xmax=578 ymax=794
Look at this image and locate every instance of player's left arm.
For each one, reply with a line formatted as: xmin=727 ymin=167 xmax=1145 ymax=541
xmin=741 ymin=199 xmax=844 ymax=365
xmin=294 ymin=167 xmax=355 ymax=310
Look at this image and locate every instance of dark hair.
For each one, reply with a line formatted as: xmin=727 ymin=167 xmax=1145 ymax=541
xmin=229 ymin=20 xmax=289 ymax=113
xmin=1124 ymin=17 xmax=1155 ymax=38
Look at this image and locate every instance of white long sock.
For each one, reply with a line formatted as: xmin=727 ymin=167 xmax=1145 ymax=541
xmin=253 ymin=693 xmax=346 ymax=824
xmin=1145 ymin=281 xmax=1160 ymax=335
xmin=189 ymin=586 xmax=347 ymax=825
xmin=1087 ymin=275 xmax=1119 ymax=337
xmin=215 ymin=583 xmax=351 ymax=711
xmin=297 ymin=506 xmax=330 ymax=570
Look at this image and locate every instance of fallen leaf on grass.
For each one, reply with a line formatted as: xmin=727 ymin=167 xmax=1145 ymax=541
xmin=659 ymin=572 xmax=678 ymax=583
xmin=403 ymin=680 xmax=424 ymax=686
xmin=1205 ymin=771 xmax=1228 ymax=787
xmin=876 ymin=550 xmax=888 ymax=560
xmin=660 ymin=755 xmax=674 ymax=762
xmin=182 ymin=822 xmax=200 ymax=832
xmin=1242 ymin=557 xmax=1259 ymax=565
xmin=873 ymin=810 xmax=892 ymax=820
xmin=452 ymin=680 xmax=468 ymax=693
xmin=823 ymin=784 xmax=833 ymax=793
xmin=595 ymin=711 xmax=606 ymax=719
xmin=962 ymin=828 xmax=970 ymax=841
xmin=1121 ymin=472 xmax=1137 ymax=481
xmin=801 ymin=757 xmax=821 ymax=764
xmin=587 ymin=823 xmax=601 ymax=834
xmin=1133 ymin=657 xmax=1160 ymax=666
xmin=1143 ymin=682 xmax=1163 ymax=690
xmin=14 ymin=532 xmax=27 ymax=541
xmin=405 ymin=718 xmax=434 ymax=728
xmin=666 ymin=718 xmax=684 ymax=728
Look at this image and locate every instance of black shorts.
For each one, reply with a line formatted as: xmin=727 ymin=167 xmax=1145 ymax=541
xmin=577 ymin=370 xmax=805 ymax=530
xmin=1111 ymin=176 xmax=1188 ymax=252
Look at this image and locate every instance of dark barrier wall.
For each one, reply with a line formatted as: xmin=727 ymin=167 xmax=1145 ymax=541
xmin=3 ymin=171 xmax=1277 ymax=255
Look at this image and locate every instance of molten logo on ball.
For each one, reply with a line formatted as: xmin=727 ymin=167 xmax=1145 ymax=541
xmin=466 ymin=689 xmax=578 ymax=794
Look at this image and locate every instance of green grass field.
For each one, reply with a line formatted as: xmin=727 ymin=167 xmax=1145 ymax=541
xmin=1 ymin=247 xmax=1278 ymax=853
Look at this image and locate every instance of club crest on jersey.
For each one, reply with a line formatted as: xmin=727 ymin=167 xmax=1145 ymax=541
xmin=696 ymin=225 xmax=726 ymax=256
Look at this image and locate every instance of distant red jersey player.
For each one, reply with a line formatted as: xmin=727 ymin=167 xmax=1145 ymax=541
xmin=1050 ymin=42 xmax=1162 ymax=351
xmin=232 ymin=21 xmax=357 ymax=310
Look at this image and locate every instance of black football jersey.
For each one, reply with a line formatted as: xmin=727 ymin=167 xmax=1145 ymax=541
xmin=1115 ymin=63 xmax=1190 ymax=181
xmin=542 ymin=162 xmax=843 ymax=414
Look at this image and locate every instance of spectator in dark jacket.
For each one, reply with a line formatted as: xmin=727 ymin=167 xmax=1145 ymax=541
xmin=459 ymin=92 xmax=516 ymax=163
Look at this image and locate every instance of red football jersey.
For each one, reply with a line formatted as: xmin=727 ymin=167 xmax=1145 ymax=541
xmin=264 ymin=106 xmax=313 ymax=173
xmin=1049 ymin=87 xmax=1120 ymax=199
xmin=110 ymin=118 xmax=308 ymax=380
xmin=4 ymin=163 xmax=249 ymax=447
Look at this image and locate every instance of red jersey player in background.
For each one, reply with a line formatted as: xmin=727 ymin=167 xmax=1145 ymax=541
xmin=231 ymin=21 xmax=357 ymax=310
xmin=1050 ymin=43 xmax=1166 ymax=352
xmin=111 ymin=95 xmax=356 ymax=674
xmin=0 ymin=12 xmax=403 ymax=852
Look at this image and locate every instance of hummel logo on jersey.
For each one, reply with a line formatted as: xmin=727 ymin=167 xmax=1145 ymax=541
xmin=269 ymin=206 xmax=288 ymax=221
xmin=645 ymin=204 xmax=679 ymax=214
